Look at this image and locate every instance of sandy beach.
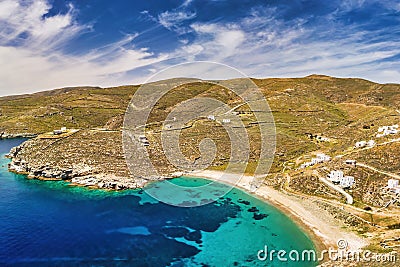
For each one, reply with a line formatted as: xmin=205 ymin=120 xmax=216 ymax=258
xmin=189 ymin=170 xmax=368 ymax=253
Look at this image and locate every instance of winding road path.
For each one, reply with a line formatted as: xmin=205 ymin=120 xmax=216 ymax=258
xmin=313 ymin=170 xmax=354 ymax=204
xmin=356 ymin=163 xmax=400 ymax=179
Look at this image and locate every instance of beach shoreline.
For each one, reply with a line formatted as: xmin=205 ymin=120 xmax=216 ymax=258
xmin=187 ymin=170 xmax=368 ymax=258
xmin=5 ymin=137 xmax=368 ymax=259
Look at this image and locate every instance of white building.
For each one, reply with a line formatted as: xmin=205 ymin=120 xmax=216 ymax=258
xmin=388 ymin=179 xmax=399 ymax=189
xmin=378 ymin=125 xmax=398 ymax=132
xmin=319 ymin=136 xmax=330 ymax=141
xmin=311 ymin=158 xmax=320 ymax=165
xmin=355 ymin=141 xmax=367 ymax=148
xmin=222 ymin=119 xmax=231 ymax=123
xmin=327 ymin=170 xmax=355 ymax=188
xmin=311 ymin=153 xmax=331 ymax=165
xmin=328 ymin=170 xmax=344 ymax=184
xmin=53 ymin=129 xmax=63 ymax=135
xmin=207 ymin=115 xmax=215 ymax=121
xmin=316 ymin=153 xmax=331 ymax=161
xmin=61 ymin=127 xmax=67 ymax=133
xmin=377 ymin=125 xmax=399 ymax=137
xmin=367 ymin=140 xmax=376 ymax=147
xmin=300 ymin=162 xmax=312 ymax=168
xmin=340 ymin=176 xmax=355 ymax=188
xmin=300 ymin=153 xmax=331 ymax=168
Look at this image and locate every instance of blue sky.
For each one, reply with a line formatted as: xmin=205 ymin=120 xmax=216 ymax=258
xmin=0 ymin=0 xmax=399 ymax=95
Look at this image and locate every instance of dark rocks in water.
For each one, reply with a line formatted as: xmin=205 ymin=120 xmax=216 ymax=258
xmin=247 ymin=207 xmax=259 ymax=212
xmin=253 ymin=213 xmax=268 ymax=220
xmin=33 ymin=170 xmax=42 ymax=176
xmin=237 ymin=199 xmax=250 ymax=205
xmin=182 ymin=199 xmax=241 ymax=233
xmin=185 ymin=230 xmax=202 ymax=244
xmin=161 ymin=227 xmax=190 ymax=238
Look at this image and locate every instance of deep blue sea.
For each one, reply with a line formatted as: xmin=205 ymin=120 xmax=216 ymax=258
xmin=0 ymin=139 xmax=316 ymax=266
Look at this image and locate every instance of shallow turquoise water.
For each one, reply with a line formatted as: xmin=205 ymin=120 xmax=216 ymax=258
xmin=0 ymin=139 xmax=316 ymax=266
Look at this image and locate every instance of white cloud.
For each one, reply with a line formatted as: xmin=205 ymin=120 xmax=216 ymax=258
xmin=188 ymin=23 xmax=245 ymax=60
xmin=168 ymin=7 xmax=400 ymax=84
xmin=1 ymin=0 xmax=399 ymax=96
xmin=0 ymin=0 xmax=86 ymax=51
xmin=340 ymin=0 xmax=367 ymax=11
xmin=157 ymin=10 xmax=196 ymax=34
xmin=0 ymin=0 xmax=168 ymax=96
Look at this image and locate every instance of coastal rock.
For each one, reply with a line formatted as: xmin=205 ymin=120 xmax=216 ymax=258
xmin=0 ymin=132 xmax=37 ymax=139
xmin=5 ymin=145 xmax=22 ymax=158
xmin=6 ymin=139 xmax=143 ymax=191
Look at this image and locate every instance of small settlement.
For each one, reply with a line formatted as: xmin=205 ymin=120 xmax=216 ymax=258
xmin=298 ymin=122 xmax=400 ymax=206
xmin=300 ymin=153 xmax=331 ymax=168
xmin=376 ymin=124 xmax=398 ymax=138
xmin=327 ymin=170 xmax=355 ymax=189
xmin=387 ymin=179 xmax=400 ymax=194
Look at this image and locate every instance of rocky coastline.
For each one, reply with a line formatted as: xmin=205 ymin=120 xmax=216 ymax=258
xmin=5 ymin=142 xmax=151 ymax=190
xmin=0 ymin=132 xmax=37 ymax=139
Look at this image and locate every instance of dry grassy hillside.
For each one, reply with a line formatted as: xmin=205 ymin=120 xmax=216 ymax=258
xmin=2 ymin=75 xmax=400 ymax=253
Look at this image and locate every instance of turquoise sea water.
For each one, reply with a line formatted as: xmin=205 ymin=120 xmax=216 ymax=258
xmin=0 ymin=139 xmax=316 ymax=266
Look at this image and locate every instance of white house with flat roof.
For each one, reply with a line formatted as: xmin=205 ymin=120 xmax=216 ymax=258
xmin=316 ymin=153 xmax=331 ymax=161
xmin=328 ymin=170 xmax=343 ymax=184
xmin=355 ymin=141 xmax=367 ymax=148
xmin=388 ymin=179 xmax=399 ymax=189
xmin=328 ymin=170 xmax=354 ymax=188
xmin=311 ymin=153 xmax=331 ymax=165
xmin=367 ymin=140 xmax=376 ymax=147
xmin=300 ymin=153 xmax=331 ymax=168
xmin=310 ymin=158 xmax=319 ymax=165
xmin=387 ymin=179 xmax=400 ymax=194
xmin=377 ymin=125 xmax=399 ymax=137
xmin=340 ymin=176 xmax=355 ymax=188
xmin=300 ymin=162 xmax=312 ymax=168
